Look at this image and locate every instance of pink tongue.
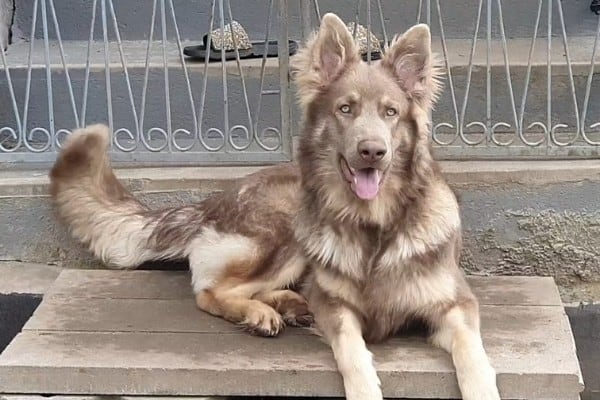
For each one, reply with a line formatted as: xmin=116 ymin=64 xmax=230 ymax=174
xmin=354 ymin=168 xmax=380 ymax=200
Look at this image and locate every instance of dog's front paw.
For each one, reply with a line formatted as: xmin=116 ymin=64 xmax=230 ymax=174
xmin=342 ymin=356 xmax=383 ymax=400
xmin=458 ymin=365 xmax=500 ymax=400
xmin=344 ymin=378 xmax=382 ymax=400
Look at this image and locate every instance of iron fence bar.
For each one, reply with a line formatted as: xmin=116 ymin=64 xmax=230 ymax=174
xmin=581 ymin=11 xmax=600 ymax=144
xmin=168 ymin=0 xmax=199 ymax=152
xmin=431 ymin=0 xmax=460 ymax=146
xmin=279 ymin=0 xmax=292 ymax=158
xmin=518 ymin=0 xmax=545 ymax=147
xmin=458 ymin=0 xmax=486 ymax=146
xmin=109 ymin=0 xmax=142 ymax=152
xmin=48 ymin=0 xmax=79 ymax=134
xmin=550 ymin=0 xmax=581 ymax=146
xmin=300 ymin=0 xmax=312 ymax=41
xmin=486 ymin=0 xmax=492 ymax=142
xmin=160 ymin=0 xmax=173 ymax=152
xmin=375 ymin=0 xmax=388 ymax=47
xmin=40 ymin=0 xmax=55 ymax=152
xmin=489 ymin=0 xmax=519 ymax=147
xmin=197 ymin=0 xmax=226 ymax=152
xmin=80 ymin=0 xmax=97 ymax=129
xmin=0 ymin=19 xmax=21 ymax=152
xmin=546 ymin=0 xmax=552 ymax=154
xmin=366 ymin=0 xmax=371 ymax=64
xmin=226 ymin=0 xmax=255 ymax=151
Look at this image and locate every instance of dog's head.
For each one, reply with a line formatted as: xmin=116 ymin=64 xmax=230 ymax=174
xmin=292 ymin=13 xmax=442 ymax=215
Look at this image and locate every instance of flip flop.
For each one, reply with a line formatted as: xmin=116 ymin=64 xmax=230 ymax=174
xmin=246 ymin=39 xmax=299 ymax=59
xmin=184 ymin=21 xmax=253 ymax=61
xmin=184 ymin=20 xmax=298 ymax=62
xmin=346 ymin=22 xmax=383 ymax=61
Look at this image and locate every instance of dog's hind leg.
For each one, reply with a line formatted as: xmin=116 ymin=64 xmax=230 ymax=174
xmin=187 ymin=231 xmax=284 ymax=337
xmin=253 ymin=290 xmax=314 ymax=327
xmin=188 ymin=230 xmax=313 ymax=336
xmin=430 ymin=302 xmax=501 ymax=400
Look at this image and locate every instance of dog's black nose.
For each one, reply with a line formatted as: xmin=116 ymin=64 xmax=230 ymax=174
xmin=358 ymin=140 xmax=387 ymax=163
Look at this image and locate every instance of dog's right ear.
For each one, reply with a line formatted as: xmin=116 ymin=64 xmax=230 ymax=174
xmin=291 ymin=13 xmax=360 ymax=109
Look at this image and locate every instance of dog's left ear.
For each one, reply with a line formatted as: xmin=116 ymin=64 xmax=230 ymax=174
xmin=381 ymin=24 xmax=442 ymax=108
xmin=383 ymin=25 xmax=441 ymax=187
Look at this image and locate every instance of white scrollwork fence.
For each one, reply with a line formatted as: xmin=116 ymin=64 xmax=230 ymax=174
xmin=1 ymin=0 xmax=599 ymax=165
xmin=0 ymin=0 xmax=292 ymax=165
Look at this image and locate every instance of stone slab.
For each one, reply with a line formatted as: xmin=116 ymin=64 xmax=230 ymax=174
xmin=0 ymin=270 xmax=583 ymax=398
xmin=23 ymin=296 xmax=562 ymax=335
xmin=45 ymin=270 xmax=194 ymax=300
xmin=45 ymin=269 xmax=563 ymax=306
xmin=0 ymin=262 xmax=61 ymax=295
xmin=0 ymin=325 xmax=583 ymax=399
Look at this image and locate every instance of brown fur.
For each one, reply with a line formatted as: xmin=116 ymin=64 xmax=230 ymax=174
xmin=49 ymin=13 xmax=500 ymax=400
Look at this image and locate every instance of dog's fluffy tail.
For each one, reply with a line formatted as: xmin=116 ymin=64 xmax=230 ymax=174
xmin=49 ymin=124 xmax=187 ymax=268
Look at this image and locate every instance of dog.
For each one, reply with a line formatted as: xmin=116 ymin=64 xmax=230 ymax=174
xmin=49 ymin=13 xmax=501 ymax=400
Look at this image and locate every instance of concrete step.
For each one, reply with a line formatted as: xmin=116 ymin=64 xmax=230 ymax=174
xmin=11 ymin=0 xmax=600 ymax=42
xmin=1 ymin=37 xmax=599 ymax=153
xmin=0 ymin=261 xmax=60 ymax=353
xmin=0 ymin=270 xmax=584 ymax=399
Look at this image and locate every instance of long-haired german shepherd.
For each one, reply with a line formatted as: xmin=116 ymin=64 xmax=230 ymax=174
xmin=49 ymin=13 xmax=500 ymax=400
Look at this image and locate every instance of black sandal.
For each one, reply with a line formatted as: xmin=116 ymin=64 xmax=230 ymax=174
xmin=347 ymin=22 xmax=383 ymax=61
xmin=184 ymin=20 xmax=298 ymax=62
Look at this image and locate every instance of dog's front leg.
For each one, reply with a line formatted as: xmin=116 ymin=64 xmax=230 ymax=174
xmin=315 ymin=305 xmax=382 ymax=400
xmin=431 ymin=303 xmax=501 ymax=400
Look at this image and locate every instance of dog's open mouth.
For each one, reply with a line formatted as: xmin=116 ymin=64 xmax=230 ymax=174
xmin=339 ymin=156 xmax=384 ymax=200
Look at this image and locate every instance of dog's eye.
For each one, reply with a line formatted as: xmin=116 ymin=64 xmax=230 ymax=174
xmin=339 ymin=105 xmax=351 ymax=114
xmin=386 ymin=108 xmax=397 ymax=117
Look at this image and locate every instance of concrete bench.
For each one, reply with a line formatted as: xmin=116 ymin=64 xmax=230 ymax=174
xmin=0 ymin=270 xmax=584 ymax=399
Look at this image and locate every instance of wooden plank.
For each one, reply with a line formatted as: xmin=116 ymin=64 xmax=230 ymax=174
xmin=0 ymin=325 xmax=582 ymax=399
xmin=46 ymin=270 xmax=562 ymax=306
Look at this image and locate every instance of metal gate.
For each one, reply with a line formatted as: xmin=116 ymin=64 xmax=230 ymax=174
xmin=0 ymin=0 xmax=292 ymax=165
xmin=1 ymin=0 xmax=599 ymax=165
xmin=301 ymin=0 xmax=600 ymax=159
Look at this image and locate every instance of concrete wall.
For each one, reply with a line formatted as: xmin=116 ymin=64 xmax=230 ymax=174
xmin=1 ymin=162 xmax=598 ymax=301
xmin=459 ymin=181 xmax=600 ymax=288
